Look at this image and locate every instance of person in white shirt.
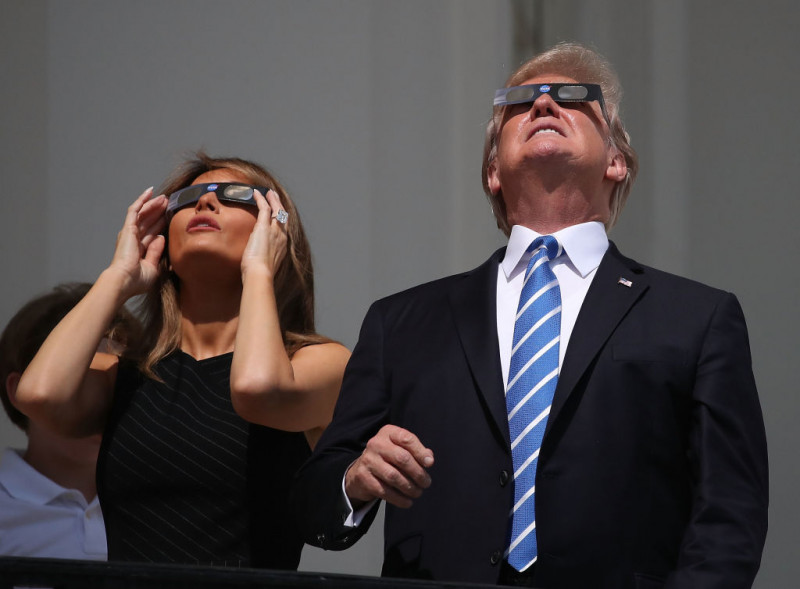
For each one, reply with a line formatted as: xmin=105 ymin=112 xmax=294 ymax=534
xmin=0 ymin=282 xmax=139 ymax=559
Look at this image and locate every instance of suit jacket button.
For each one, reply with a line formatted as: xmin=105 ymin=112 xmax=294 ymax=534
xmin=490 ymin=550 xmax=502 ymax=565
xmin=316 ymin=533 xmax=326 ymax=544
xmin=499 ymin=470 xmax=510 ymax=487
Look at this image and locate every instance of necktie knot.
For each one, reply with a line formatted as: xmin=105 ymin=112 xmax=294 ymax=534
xmin=526 ymin=235 xmax=562 ymax=272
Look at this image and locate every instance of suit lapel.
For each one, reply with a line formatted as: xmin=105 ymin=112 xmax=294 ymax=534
xmin=546 ymin=243 xmax=649 ymax=434
xmin=447 ymin=248 xmax=511 ymax=449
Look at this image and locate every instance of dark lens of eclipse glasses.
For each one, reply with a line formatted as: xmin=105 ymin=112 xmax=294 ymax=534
xmin=167 ymin=182 xmax=267 ymax=215
xmin=172 ymin=185 xmax=203 ymax=208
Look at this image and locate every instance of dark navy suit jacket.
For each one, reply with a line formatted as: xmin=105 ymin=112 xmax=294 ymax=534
xmin=292 ymin=243 xmax=768 ymax=589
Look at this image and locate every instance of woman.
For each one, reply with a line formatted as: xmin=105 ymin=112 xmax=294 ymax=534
xmin=15 ymin=153 xmax=350 ymax=569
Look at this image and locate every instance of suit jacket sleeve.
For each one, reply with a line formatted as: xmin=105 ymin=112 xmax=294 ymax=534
xmin=666 ymin=292 xmax=769 ymax=588
xmin=291 ymin=301 xmax=388 ymax=550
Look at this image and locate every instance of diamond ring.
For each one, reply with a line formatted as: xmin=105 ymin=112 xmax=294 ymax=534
xmin=275 ymin=209 xmax=289 ymax=224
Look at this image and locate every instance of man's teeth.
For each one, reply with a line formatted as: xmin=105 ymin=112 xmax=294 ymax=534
xmin=534 ymin=129 xmax=559 ymax=135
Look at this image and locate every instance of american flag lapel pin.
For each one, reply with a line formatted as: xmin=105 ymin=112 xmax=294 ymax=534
xmin=618 ymin=277 xmax=633 ymax=288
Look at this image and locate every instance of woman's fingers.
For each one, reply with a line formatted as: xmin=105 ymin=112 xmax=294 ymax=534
xmin=252 ymin=189 xmax=272 ymax=222
xmin=133 ymin=186 xmax=155 ymax=209
xmin=121 ymin=187 xmax=154 ymax=232
xmin=265 ymin=190 xmax=287 ymax=226
xmin=143 ymin=234 xmax=166 ymax=269
xmin=109 ymin=188 xmax=168 ymax=295
xmin=139 ymin=191 xmax=166 ymax=215
xmin=241 ymin=189 xmax=288 ymax=278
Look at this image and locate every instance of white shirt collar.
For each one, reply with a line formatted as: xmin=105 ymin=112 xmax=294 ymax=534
xmin=0 ymin=447 xmax=85 ymax=506
xmin=501 ymin=221 xmax=609 ymax=279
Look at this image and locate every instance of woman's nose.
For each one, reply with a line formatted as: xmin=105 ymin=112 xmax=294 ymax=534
xmin=194 ymin=191 xmax=219 ymax=212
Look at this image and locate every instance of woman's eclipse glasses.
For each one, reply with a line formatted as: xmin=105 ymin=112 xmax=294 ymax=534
xmin=493 ymin=83 xmax=608 ymax=123
xmin=166 ymin=182 xmax=269 ymax=217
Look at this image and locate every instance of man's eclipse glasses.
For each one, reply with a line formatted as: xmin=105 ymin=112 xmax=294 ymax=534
xmin=493 ymin=83 xmax=608 ymax=123
xmin=166 ymin=182 xmax=269 ymax=217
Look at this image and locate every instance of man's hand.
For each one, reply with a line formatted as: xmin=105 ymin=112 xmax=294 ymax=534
xmin=345 ymin=425 xmax=434 ymax=509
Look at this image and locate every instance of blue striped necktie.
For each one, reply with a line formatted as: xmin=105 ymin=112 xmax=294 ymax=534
xmin=505 ymin=235 xmax=562 ymax=572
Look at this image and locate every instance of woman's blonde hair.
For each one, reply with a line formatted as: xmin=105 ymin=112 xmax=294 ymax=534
xmin=135 ymin=152 xmax=330 ymax=379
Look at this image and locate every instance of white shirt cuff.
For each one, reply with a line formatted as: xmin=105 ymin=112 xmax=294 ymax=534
xmin=341 ymin=464 xmax=378 ymax=527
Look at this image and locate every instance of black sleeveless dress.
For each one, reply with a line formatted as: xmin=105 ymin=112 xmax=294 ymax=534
xmin=97 ymin=351 xmax=310 ymax=568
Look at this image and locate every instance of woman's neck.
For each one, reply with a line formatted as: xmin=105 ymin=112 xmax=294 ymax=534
xmin=178 ymin=279 xmax=242 ymax=360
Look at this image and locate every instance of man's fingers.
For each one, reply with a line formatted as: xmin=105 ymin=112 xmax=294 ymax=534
xmin=366 ymin=426 xmax=433 ymax=489
xmin=383 ymin=425 xmax=435 ymax=468
xmin=374 ymin=459 xmax=426 ymax=498
xmin=387 ymin=445 xmax=431 ymax=489
xmin=345 ymin=425 xmax=434 ymax=508
xmin=347 ymin=459 xmax=417 ymax=509
xmin=378 ymin=484 xmax=415 ymax=509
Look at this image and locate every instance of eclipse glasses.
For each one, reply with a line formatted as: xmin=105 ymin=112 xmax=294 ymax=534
xmin=493 ymin=83 xmax=608 ymax=122
xmin=166 ymin=182 xmax=268 ymax=216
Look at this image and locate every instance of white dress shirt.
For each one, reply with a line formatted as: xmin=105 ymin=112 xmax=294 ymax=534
xmin=0 ymin=447 xmax=107 ymax=560
xmin=497 ymin=222 xmax=608 ymax=385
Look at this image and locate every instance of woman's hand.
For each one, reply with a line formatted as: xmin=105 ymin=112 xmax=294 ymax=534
xmin=241 ymin=189 xmax=288 ymax=280
xmin=108 ymin=187 xmax=167 ymax=298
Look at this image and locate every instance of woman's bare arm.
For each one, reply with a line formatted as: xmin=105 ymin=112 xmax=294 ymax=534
xmin=231 ymin=190 xmax=349 ymax=444
xmin=15 ymin=188 xmax=167 ymax=436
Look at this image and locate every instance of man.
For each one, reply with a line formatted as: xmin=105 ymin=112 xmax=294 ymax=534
xmin=0 ymin=282 xmax=139 ymax=559
xmin=292 ymin=43 xmax=768 ymax=588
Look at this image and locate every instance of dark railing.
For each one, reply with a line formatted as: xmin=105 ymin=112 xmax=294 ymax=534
xmin=0 ymin=557 xmax=497 ymax=589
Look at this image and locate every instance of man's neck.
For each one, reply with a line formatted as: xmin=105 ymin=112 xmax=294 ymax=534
xmin=503 ymin=175 xmax=613 ymax=234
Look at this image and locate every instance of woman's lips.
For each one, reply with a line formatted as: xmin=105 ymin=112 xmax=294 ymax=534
xmin=186 ymin=215 xmax=220 ymax=231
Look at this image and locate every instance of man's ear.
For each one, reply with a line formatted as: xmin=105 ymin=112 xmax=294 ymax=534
xmin=487 ymin=160 xmax=501 ymax=196
xmin=605 ymin=150 xmax=627 ymax=183
xmin=5 ymin=372 xmax=21 ymax=406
